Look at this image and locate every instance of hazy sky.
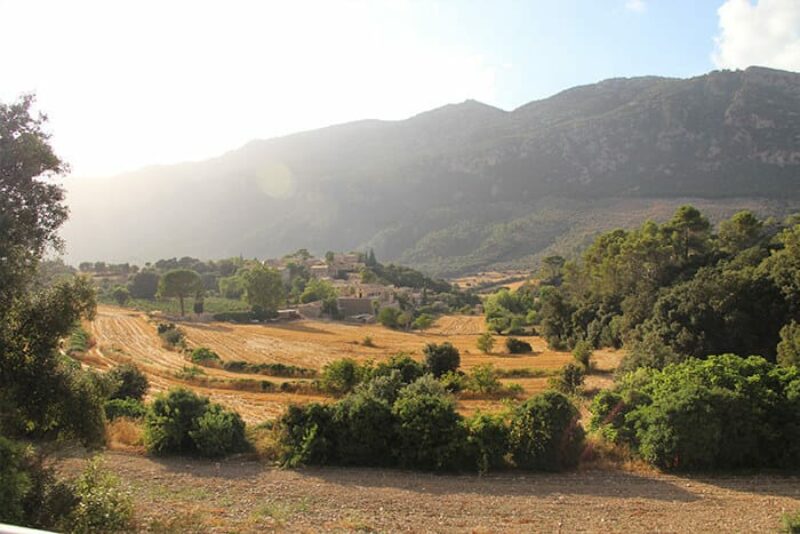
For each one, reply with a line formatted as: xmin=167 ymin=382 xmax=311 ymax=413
xmin=2 ymin=0 xmax=798 ymax=178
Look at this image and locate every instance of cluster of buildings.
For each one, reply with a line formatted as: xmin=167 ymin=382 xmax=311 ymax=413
xmin=267 ymin=252 xmax=425 ymax=322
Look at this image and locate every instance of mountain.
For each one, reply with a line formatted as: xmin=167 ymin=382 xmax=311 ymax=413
xmin=62 ymin=66 xmax=800 ymax=276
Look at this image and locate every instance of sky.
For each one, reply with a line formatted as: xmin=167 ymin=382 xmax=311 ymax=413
xmin=1 ymin=0 xmax=799 ymax=178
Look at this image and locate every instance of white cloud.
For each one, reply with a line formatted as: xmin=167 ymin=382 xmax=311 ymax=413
xmin=625 ymin=0 xmax=646 ymax=13
xmin=713 ymin=0 xmax=800 ymax=71
xmin=0 ymin=0 xmax=498 ymax=177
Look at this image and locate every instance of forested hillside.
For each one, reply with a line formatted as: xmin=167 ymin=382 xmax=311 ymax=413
xmin=63 ymin=67 xmax=800 ymax=275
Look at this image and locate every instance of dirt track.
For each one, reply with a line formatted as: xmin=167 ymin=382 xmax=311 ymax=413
xmin=57 ymin=451 xmax=800 ymax=533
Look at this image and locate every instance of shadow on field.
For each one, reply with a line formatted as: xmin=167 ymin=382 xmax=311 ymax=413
xmin=294 ymin=466 xmax=702 ymax=503
xmin=261 ymin=322 xmax=336 ymax=336
xmin=682 ymin=472 xmax=800 ymax=500
xmin=184 ymin=322 xmax=235 ymax=333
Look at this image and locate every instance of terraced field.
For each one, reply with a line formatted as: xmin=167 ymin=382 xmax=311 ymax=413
xmin=78 ymin=305 xmax=612 ymax=422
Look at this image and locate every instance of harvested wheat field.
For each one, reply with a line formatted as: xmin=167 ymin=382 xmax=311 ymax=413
xmin=56 ymin=451 xmax=800 ymax=533
xmin=77 ymin=306 xmax=590 ymax=422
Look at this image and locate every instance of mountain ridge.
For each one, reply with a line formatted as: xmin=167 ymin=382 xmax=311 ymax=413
xmin=62 ymin=66 xmax=800 ymax=275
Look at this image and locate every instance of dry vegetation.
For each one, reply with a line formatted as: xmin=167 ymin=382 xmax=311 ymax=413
xmin=76 ymin=305 xmax=588 ymax=422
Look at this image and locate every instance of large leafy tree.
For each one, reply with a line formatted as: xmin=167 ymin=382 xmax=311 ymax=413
xmin=0 ymin=95 xmax=101 ymax=444
xmin=242 ymin=265 xmax=285 ymax=313
xmin=159 ymin=269 xmax=201 ymax=316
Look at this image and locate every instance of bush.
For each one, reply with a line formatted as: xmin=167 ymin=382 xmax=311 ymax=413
xmin=392 ymin=380 xmax=467 ymax=471
xmin=157 ymin=322 xmax=185 ymax=349
xmin=331 ymin=390 xmax=396 ymax=466
xmin=276 ymin=403 xmax=336 ymax=467
xmin=782 ymin=510 xmax=800 ymax=534
xmin=423 ymin=342 xmax=461 ymax=378
xmin=64 ymin=458 xmax=134 ymax=534
xmin=190 ymin=347 xmax=221 ymax=366
xmin=189 ymin=404 xmax=248 ymax=458
xmin=320 ymin=358 xmax=369 ymax=396
xmin=67 ymin=327 xmax=93 ymax=355
xmin=362 ymin=335 xmax=375 ymax=347
xmin=107 ymin=363 xmax=149 ymax=401
xmin=144 ymin=388 xmax=210 ymax=455
xmin=373 ymin=353 xmax=425 ymax=384
xmin=439 ymin=370 xmax=467 ymax=393
xmin=506 ymin=337 xmax=533 ymax=354
xmin=476 ymin=332 xmax=495 ymax=354
xmin=465 ymin=413 xmax=509 ymax=473
xmin=377 ymin=307 xmax=402 ymax=329
xmin=549 ymin=363 xmax=586 ymax=395
xmin=590 ymin=355 xmax=800 ymax=470
xmin=0 ymin=436 xmax=32 ymax=524
xmin=104 ymin=398 xmax=146 ymax=420
xmin=572 ymin=340 xmax=593 ymax=369
xmin=221 ymin=360 xmax=316 ymax=378
xmin=778 ymin=321 xmax=800 ymax=367
xmin=467 ymin=364 xmax=502 ymax=395
xmin=508 ymin=391 xmax=584 ymax=471
xmin=411 ymin=313 xmax=435 ymax=330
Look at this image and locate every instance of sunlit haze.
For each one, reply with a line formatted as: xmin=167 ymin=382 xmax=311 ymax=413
xmin=2 ymin=0 xmax=799 ymax=178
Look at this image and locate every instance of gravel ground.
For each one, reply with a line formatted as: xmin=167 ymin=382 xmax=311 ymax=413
xmin=57 ymin=451 xmax=800 ymax=533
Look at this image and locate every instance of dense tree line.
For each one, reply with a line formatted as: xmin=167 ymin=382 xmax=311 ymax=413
xmin=486 ymin=205 xmax=800 ymax=371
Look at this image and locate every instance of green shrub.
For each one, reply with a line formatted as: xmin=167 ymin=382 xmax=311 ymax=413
xmin=439 ymin=370 xmax=467 ymax=393
xmin=362 ymin=335 xmax=375 ymax=347
xmin=377 ymin=307 xmax=402 ymax=328
xmin=0 ymin=437 xmax=78 ymax=529
xmin=590 ymin=355 xmax=800 ymax=470
xmin=175 ymin=365 xmax=206 ymax=380
xmin=423 ymin=342 xmax=461 ymax=378
xmin=509 ymin=391 xmax=584 ymax=471
xmin=276 ymin=403 xmax=336 ymax=467
xmin=549 ymin=363 xmax=586 ymax=395
xmin=373 ymin=353 xmax=425 ymax=384
xmin=66 ymin=327 xmax=93 ymax=355
xmin=63 ymin=458 xmax=133 ymax=534
xmin=144 ymin=388 xmax=210 ymax=455
xmin=157 ymin=322 xmax=185 ymax=349
xmin=332 ymin=391 xmax=396 ymax=466
xmin=0 ymin=436 xmax=32 ymax=524
xmin=353 ymin=371 xmax=405 ymax=404
xmin=107 ymin=363 xmax=149 ymax=401
xmin=221 ymin=360 xmax=316 ymax=378
xmin=465 ymin=413 xmax=509 ymax=473
xmin=778 ymin=321 xmax=800 ymax=367
xmin=467 ymin=364 xmax=502 ymax=395
xmin=392 ymin=378 xmax=466 ymax=470
xmin=411 ymin=313 xmax=435 ymax=330
xmin=104 ymin=398 xmax=146 ymax=420
xmin=476 ymin=332 xmax=495 ymax=354
xmin=782 ymin=510 xmax=800 ymax=534
xmin=190 ymin=347 xmax=221 ymax=366
xmin=320 ymin=358 xmax=369 ymax=396
xmin=506 ymin=337 xmax=533 ymax=354
xmin=572 ymin=340 xmax=593 ymax=369
xmin=189 ymin=404 xmax=248 ymax=458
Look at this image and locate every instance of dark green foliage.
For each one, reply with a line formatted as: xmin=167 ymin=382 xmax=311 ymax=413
xmin=107 ymin=363 xmax=149 ymax=400
xmin=465 ymin=413 xmax=509 ymax=473
xmin=590 ymin=355 xmax=800 ymax=470
xmin=423 ymin=342 xmax=461 ymax=378
xmin=476 ymin=332 xmax=495 ymax=353
xmin=221 ymin=360 xmax=316 ymax=378
xmin=778 ymin=321 xmax=800 ymax=367
xmin=104 ymin=398 xmax=146 ymax=420
xmin=276 ymin=403 xmax=336 ymax=467
xmin=373 ymin=353 xmax=425 ymax=384
xmin=331 ymin=390 xmax=396 ymax=466
xmin=157 ymin=322 xmax=185 ymax=348
xmin=549 ymin=363 xmax=586 ymax=395
xmin=782 ymin=510 xmax=800 ymax=534
xmin=188 ymin=404 xmax=248 ymax=458
xmin=212 ymin=308 xmax=276 ymax=323
xmin=190 ymin=347 xmax=221 ymax=365
xmin=377 ymin=306 xmax=402 ymax=328
xmin=111 ymin=285 xmax=130 ymax=306
xmin=145 ymin=388 xmax=210 ymax=455
xmin=128 ymin=270 xmax=160 ymax=299
xmin=392 ymin=381 xmax=467 ymax=471
xmin=572 ymin=341 xmax=593 ymax=369
xmin=506 ymin=337 xmax=532 ymax=354
xmin=0 ymin=436 xmax=32 ymax=524
xmin=242 ymin=265 xmax=285 ymax=314
xmin=66 ymin=326 xmax=92 ymax=355
xmin=508 ymin=391 xmax=585 ymax=471
xmin=158 ymin=269 xmax=201 ymax=316
xmin=320 ymin=358 xmax=369 ymax=396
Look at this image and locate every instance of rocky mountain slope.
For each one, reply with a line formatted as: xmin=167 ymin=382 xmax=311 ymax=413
xmin=63 ymin=66 xmax=800 ymax=275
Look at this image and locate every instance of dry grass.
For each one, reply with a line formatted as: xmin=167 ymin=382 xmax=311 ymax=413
xmin=75 ymin=305 xmax=603 ymax=423
xmin=106 ymin=417 xmax=145 ymax=452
